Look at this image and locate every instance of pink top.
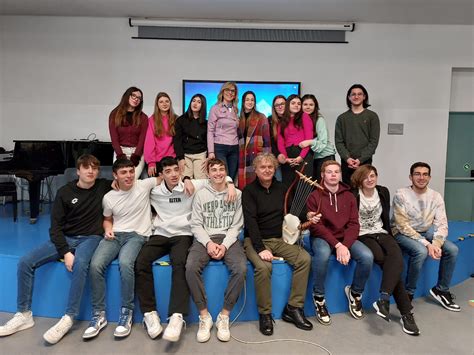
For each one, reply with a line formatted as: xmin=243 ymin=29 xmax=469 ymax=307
xmin=144 ymin=115 xmax=176 ymax=168
xmin=277 ymin=112 xmax=314 ymax=158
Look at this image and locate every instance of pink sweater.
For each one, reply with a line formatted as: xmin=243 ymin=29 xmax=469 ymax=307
xmin=277 ymin=112 xmax=314 ymax=158
xmin=144 ymin=115 xmax=176 ymax=168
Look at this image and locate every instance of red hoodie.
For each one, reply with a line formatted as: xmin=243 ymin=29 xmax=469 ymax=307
xmin=306 ymin=182 xmax=360 ymax=248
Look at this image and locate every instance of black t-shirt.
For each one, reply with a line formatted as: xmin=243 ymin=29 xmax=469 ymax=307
xmin=49 ymin=178 xmax=112 ymax=256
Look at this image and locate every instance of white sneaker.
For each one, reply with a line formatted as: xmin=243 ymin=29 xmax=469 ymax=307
xmin=114 ymin=307 xmax=133 ymax=338
xmin=82 ymin=311 xmax=107 ymax=339
xmin=162 ymin=313 xmax=185 ymax=342
xmin=143 ymin=311 xmax=163 ymax=339
xmin=43 ymin=315 xmax=73 ymax=344
xmin=215 ymin=313 xmax=230 ymax=342
xmin=0 ymin=311 xmax=34 ymax=336
xmin=196 ymin=314 xmax=213 ymax=343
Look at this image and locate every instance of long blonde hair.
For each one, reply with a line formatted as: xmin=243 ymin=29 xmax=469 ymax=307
xmin=152 ymin=92 xmax=177 ymax=137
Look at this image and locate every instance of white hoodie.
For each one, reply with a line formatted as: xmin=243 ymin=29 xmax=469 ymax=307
xmin=150 ymin=179 xmax=209 ymax=237
xmin=191 ymin=184 xmax=243 ymax=250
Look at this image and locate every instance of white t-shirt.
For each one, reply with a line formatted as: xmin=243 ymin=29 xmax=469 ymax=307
xmin=358 ymin=188 xmax=387 ymax=236
xmin=103 ymin=178 xmax=157 ymax=236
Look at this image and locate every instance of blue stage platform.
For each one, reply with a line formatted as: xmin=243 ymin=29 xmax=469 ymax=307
xmin=0 ymin=203 xmax=473 ymax=323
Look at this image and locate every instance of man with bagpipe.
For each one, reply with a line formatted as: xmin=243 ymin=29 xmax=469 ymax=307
xmin=242 ymin=153 xmax=321 ymax=336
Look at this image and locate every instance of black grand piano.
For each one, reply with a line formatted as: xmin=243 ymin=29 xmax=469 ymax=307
xmin=0 ymin=140 xmax=113 ymax=222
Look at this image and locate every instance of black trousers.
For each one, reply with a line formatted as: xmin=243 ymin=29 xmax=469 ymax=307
xmin=341 ymin=158 xmax=372 ymax=185
xmin=359 ymin=233 xmax=412 ymax=315
xmin=135 ymin=235 xmax=193 ymax=316
xmin=281 ymin=145 xmax=313 ymax=189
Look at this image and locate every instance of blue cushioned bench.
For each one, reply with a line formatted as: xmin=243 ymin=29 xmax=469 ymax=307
xmin=0 ymin=222 xmax=472 ymax=323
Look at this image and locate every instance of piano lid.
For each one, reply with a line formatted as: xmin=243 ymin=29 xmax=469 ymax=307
xmin=0 ymin=140 xmax=114 ymax=178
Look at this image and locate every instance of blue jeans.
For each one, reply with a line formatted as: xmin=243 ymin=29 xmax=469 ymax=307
xmin=395 ymin=231 xmax=458 ymax=294
xmin=311 ymin=238 xmax=374 ymax=296
xmin=214 ymin=143 xmax=239 ymax=181
xmin=17 ymin=235 xmax=101 ymax=317
xmin=89 ymin=232 xmax=145 ymax=312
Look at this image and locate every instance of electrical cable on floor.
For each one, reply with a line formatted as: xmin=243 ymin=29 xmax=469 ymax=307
xmin=228 ymin=283 xmax=332 ymax=355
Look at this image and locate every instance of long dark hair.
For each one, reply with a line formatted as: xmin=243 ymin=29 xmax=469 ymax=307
xmin=346 ymin=84 xmax=370 ymax=109
xmin=239 ymin=91 xmax=264 ymax=120
xmin=185 ymin=94 xmax=207 ymax=124
xmin=301 ymin=94 xmax=320 ymax=127
xmin=271 ymin=95 xmax=286 ymax=140
xmin=280 ymin=94 xmax=303 ymax=131
xmin=113 ymin=86 xmax=144 ymax=127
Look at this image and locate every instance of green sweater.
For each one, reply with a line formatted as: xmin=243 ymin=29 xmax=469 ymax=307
xmin=335 ymin=109 xmax=380 ymax=162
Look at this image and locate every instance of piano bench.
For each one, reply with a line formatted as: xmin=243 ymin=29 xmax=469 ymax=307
xmin=0 ymin=182 xmax=17 ymax=222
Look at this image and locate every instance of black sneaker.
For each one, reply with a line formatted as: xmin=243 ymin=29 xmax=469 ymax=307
xmin=344 ymin=286 xmax=364 ymax=319
xmin=400 ymin=313 xmax=420 ymax=336
xmin=312 ymin=295 xmax=331 ymax=325
xmin=373 ymin=299 xmax=390 ymax=322
xmin=429 ymin=287 xmax=461 ymax=312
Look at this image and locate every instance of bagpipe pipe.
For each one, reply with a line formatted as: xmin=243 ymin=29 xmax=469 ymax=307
xmin=282 ymin=164 xmax=324 ymax=245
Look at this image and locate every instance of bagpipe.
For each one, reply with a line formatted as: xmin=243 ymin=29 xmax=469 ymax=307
xmin=282 ymin=165 xmax=324 ymax=245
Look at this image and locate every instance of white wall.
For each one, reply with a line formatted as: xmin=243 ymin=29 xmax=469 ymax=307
xmin=450 ymin=68 xmax=474 ymax=111
xmin=1 ymin=16 xmax=473 ymax=195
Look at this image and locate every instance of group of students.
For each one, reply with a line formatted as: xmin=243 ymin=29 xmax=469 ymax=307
xmin=107 ymin=82 xmax=379 ymax=192
xmin=0 ymin=82 xmax=461 ymax=345
xmin=0 ymin=153 xmax=461 ymax=345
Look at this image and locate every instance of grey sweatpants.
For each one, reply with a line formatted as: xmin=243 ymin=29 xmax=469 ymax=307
xmin=185 ymin=236 xmax=247 ymax=312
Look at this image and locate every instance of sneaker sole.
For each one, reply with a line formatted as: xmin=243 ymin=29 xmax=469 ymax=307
xmin=217 ymin=331 xmax=230 ymax=342
xmin=43 ymin=331 xmax=66 ymax=344
xmin=372 ymin=302 xmax=390 ymax=322
xmin=197 ymin=333 xmax=211 ymax=343
xmin=0 ymin=319 xmax=35 ymax=336
xmin=429 ymin=289 xmax=461 ymax=312
xmin=315 ymin=314 xmax=332 ymax=326
xmin=162 ymin=333 xmax=180 ymax=342
xmin=400 ymin=318 xmax=420 ymax=336
xmin=83 ymin=320 xmax=108 ymax=339
xmin=345 ymin=287 xmax=365 ymax=320
xmin=146 ymin=326 xmax=163 ymax=340
xmin=114 ymin=326 xmax=132 ymax=338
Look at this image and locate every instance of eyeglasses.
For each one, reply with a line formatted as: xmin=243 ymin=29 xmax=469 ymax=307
xmin=412 ymin=172 xmax=430 ymax=177
xmin=224 ymin=89 xmax=236 ymax=94
xmin=274 ymin=103 xmax=285 ymax=108
xmin=130 ymin=93 xmax=142 ymax=101
xmin=350 ymin=93 xmax=364 ymax=97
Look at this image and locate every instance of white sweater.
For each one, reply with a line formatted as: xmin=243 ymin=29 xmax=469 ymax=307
xmin=191 ymin=185 xmax=243 ymax=250
xmin=391 ymin=186 xmax=448 ymax=247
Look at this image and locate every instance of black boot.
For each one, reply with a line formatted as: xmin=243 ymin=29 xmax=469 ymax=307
xmin=281 ymin=304 xmax=313 ymax=331
xmin=259 ymin=313 xmax=274 ymax=336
